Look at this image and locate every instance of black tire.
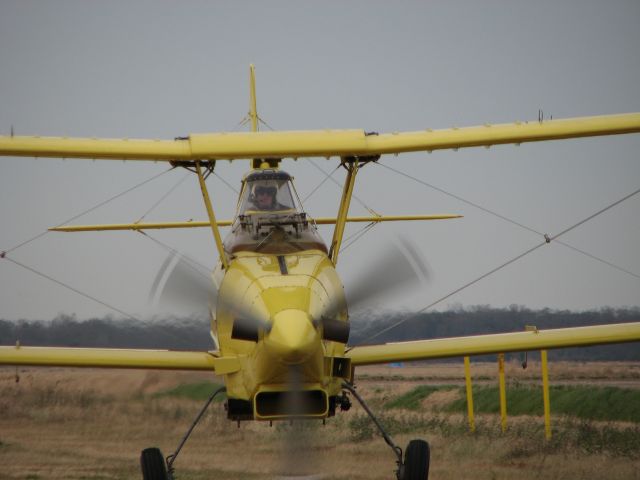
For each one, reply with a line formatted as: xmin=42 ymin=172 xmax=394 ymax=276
xmin=403 ymin=439 xmax=430 ymax=480
xmin=140 ymin=447 xmax=168 ymax=480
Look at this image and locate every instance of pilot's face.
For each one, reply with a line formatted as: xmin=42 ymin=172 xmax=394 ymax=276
xmin=256 ymin=187 xmax=275 ymax=208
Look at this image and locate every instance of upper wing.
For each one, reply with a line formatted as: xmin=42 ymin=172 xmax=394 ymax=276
xmin=0 ymin=345 xmax=233 ymax=372
xmin=346 ymin=321 xmax=640 ymax=366
xmin=1 ymin=113 xmax=639 ymax=161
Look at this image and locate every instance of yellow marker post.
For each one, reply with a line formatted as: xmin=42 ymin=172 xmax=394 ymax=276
xmin=498 ymin=353 xmax=507 ymax=433
xmin=464 ymin=356 xmax=475 ymax=433
xmin=541 ymin=349 xmax=552 ymax=440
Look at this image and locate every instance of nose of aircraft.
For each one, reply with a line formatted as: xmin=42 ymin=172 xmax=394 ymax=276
xmin=264 ymin=309 xmax=319 ymax=364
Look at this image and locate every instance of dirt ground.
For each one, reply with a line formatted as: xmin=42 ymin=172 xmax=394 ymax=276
xmin=1 ymin=362 xmax=639 ymax=479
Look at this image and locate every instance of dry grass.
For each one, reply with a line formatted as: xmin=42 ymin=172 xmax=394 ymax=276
xmin=1 ymin=363 xmax=639 ymax=479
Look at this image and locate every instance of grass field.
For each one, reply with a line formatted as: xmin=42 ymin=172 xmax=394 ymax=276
xmin=1 ymin=362 xmax=639 ymax=479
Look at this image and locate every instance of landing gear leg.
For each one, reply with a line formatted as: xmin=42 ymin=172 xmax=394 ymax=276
xmin=342 ymin=382 xmax=430 ymax=480
xmin=140 ymin=385 xmax=226 ymax=480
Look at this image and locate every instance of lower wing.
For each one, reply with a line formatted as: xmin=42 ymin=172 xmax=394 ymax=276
xmin=0 ymin=346 xmax=218 ymax=371
xmin=2 ymin=322 xmax=638 ymax=370
xmin=346 ymin=321 xmax=640 ymax=366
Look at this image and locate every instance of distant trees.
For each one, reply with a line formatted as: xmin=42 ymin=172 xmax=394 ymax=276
xmin=1 ymin=307 xmax=639 ymax=360
xmin=0 ymin=314 xmax=213 ymax=351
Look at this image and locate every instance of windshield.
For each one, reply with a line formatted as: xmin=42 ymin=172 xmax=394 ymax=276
xmin=238 ymin=171 xmax=298 ymax=215
xmin=227 ymin=169 xmax=326 ymax=254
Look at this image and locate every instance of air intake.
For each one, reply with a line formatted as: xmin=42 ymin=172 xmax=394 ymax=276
xmin=254 ymin=388 xmax=328 ymax=420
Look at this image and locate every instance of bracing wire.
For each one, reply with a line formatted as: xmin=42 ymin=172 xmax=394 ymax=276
xmin=254 ymin=117 xmax=381 ymax=253
xmin=2 ymin=164 xmax=225 ymax=317
xmin=229 ymin=115 xmax=251 ymax=132
xmin=339 ymin=222 xmax=378 ymax=254
xmin=4 ymin=167 xmax=175 ymax=254
xmin=0 ymin=167 xmax=180 ymax=320
xmin=352 ymin=185 xmax=640 ymax=346
xmin=255 ymin=114 xmax=382 ymax=215
xmin=2 ymin=255 xmax=139 ymax=321
xmin=375 ymin=161 xmax=640 ymax=281
xmin=0 ymin=167 xmax=197 ymax=321
xmin=257 ymin=116 xmax=276 ymax=132
xmin=309 ymin=160 xmax=380 ymax=215
xmin=303 ymin=161 xmax=341 ymax=203
xmin=212 ymin=171 xmax=239 ymax=194
xmin=554 ymin=242 xmax=640 ymax=281
xmin=137 ymin=172 xmax=191 ymax=222
xmin=376 ymin=161 xmax=542 ymax=235
xmin=137 ymin=231 xmax=212 ymax=281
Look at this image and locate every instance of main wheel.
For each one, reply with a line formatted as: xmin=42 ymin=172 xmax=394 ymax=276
xmin=403 ymin=439 xmax=430 ymax=480
xmin=140 ymin=447 xmax=168 ymax=480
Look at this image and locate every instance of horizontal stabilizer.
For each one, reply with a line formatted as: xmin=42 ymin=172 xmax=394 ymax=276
xmin=49 ymin=214 xmax=462 ymax=232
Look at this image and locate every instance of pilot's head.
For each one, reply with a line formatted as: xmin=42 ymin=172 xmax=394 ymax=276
xmin=253 ymin=183 xmax=277 ymax=209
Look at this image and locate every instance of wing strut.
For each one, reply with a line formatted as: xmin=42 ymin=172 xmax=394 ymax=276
xmin=195 ymin=161 xmax=228 ymax=269
xmin=329 ymin=159 xmax=359 ymax=265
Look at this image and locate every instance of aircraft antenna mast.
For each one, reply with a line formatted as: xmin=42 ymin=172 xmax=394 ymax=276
xmin=249 ymin=64 xmax=259 ymax=133
xmin=249 ymin=65 xmax=279 ymax=169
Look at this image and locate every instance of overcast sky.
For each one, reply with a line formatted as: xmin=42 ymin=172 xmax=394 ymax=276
xmin=0 ymin=1 xmax=639 ymax=321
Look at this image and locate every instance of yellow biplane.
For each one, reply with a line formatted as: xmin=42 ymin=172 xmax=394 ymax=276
xmin=2 ymin=66 xmax=640 ymax=480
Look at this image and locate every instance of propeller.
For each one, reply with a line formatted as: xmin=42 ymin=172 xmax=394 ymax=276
xmin=150 ymin=237 xmax=430 ymax=344
xmin=320 ymin=237 xmax=431 ymax=341
xmin=148 ymin=250 xmax=214 ymax=317
xmin=345 ymin=237 xmax=430 ymax=309
xmin=220 ymin=291 xmax=271 ymax=342
xmin=149 ymin=250 xmax=271 ymax=339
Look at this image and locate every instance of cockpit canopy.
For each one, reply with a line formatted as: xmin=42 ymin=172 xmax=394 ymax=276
xmin=226 ymin=169 xmax=327 ymax=255
xmin=238 ymin=169 xmax=298 ymax=215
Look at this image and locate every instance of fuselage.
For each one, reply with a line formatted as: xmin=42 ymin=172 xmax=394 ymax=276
xmin=209 ymin=169 xmax=350 ymax=421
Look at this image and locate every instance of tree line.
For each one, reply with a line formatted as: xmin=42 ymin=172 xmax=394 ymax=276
xmin=0 ymin=306 xmax=638 ymax=361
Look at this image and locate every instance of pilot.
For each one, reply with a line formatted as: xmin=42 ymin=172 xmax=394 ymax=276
xmin=251 ymin=182 xmax=289 ymax=211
